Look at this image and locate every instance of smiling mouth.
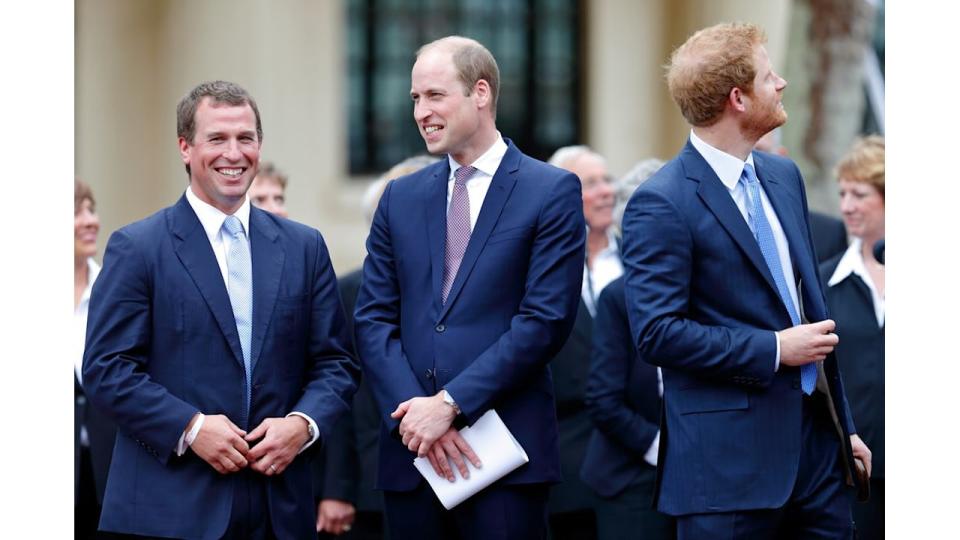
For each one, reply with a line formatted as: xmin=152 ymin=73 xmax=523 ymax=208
xmin=216 ymin=167 xmax=245 ymax=178
xmin=424 ymin=125 xmax=443 ymax=135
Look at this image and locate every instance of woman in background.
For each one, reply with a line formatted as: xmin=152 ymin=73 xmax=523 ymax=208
xmin=820 ymin=136 xmax=885 ymax=539
xmin=75 ymin=178 xmax=115 ymax=539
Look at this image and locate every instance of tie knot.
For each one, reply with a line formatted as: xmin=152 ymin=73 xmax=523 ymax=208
xmin=222 ymin=215 xmax=244 ymax=237
xmin=741 ymin=163 xmax=759 ymax=185
xmin=454 ymin=166 xmax=477 ymax=186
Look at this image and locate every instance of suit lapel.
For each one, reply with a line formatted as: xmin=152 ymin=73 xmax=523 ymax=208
xmin=426 ymin=160 xmax=452 ymax=313
xmin=248 ymin=208 xmax=284 ymax=371
xmin=169 ymin=195 xmax=245 ymax=369
xmin=438 ymin=142 xmax=521 ymax=320
xmin=684 ymin=143 xmax=780 ymax=296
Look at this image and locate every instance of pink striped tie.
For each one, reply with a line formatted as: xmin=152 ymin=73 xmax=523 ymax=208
xmin=442 ymin=165 xmax=476 ymax=303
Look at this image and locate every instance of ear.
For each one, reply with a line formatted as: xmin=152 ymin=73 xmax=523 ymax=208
xmin=473 ymin=79 xmax=491 ymax=110
xmin=178 ymin=136 xmax=192 ymax=165
xmin=729 ymin=87 xmax=748 ymax=113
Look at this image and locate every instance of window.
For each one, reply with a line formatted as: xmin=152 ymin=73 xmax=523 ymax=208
xmin=347 ymin=0 xmax=582 ymax=174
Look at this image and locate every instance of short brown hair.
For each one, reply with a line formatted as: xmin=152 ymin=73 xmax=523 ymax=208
xmin=666 ymin=23 xmax=766 ymax=127
xmin=418 ymin=36 xmax=500 ymax=119
xmin=835 ymin=135 xmax=885 ymax=198
xmin=255 ymin=161 xmax=288 ymax=189
xmin=75 ymin=177 xmax=95 ymax=214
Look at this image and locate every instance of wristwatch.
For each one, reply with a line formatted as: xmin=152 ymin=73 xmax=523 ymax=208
xmin=307 ymin=422 xmax=316 ymax=441
xmin=441 ymin=389 xmax=461 ymax=415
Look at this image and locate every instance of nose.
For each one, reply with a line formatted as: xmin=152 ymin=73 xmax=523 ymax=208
xmin=223 ymin=138 xmax=242 ymax=161
xmin=775 ymin=72 xmax=787 ymax=91
xmin=839 ymin=193 xmax=855 ymax=214
xmin=414 ymin=100 xmax=430 ymax=123
xmin=79 ymin=208 xmax=100 ymax=227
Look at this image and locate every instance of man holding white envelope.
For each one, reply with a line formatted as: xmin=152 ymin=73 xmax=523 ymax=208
xmin=354 ymin=36 xmax=585 ymax=540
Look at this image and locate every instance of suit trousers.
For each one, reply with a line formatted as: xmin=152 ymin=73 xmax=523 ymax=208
xmin=677 ymin=394 xmax=855 ymax=540
xmin=594 ymin=477 xmax=675 ymax=540
xmin=383 ymin=482 xmax=549 ymax=540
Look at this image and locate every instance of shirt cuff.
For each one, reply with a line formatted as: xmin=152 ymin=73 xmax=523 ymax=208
xmin=177 ymin=413 xmax=205 ymax=456
xmin=644 ymin=430 xmax=660 ymax=467
xmin=774 ymin=331 xmax=781 ymax=372
xmin=287 ymin=412 xmax=319 ymax=454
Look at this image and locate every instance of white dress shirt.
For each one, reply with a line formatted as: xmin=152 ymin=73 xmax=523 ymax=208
xmin=582 ymin=229 xmax=624 ymax=317
xmin=446 ymin=132 xmax=509 ymax=229
xmin=76 ymin=257 xmax=101 ymax=447
xmin=178 ymin=187 xmax=318 ymax=455
xmin=689 ymin=130 xmax=800 ymax=371
xmin=828 ymin=238 xmax=885 ymax=326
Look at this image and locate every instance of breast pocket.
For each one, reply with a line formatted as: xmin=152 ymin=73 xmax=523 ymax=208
xmin=486 ymin=224 xmax=534 ymax=245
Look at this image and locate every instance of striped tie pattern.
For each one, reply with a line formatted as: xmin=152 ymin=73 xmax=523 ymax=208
xmin=222 ymin=215 xmax=253 ymax=408
xmin=740 ymin=163 xmax=817 ymax=395
xmin=442 ymin=166 xmax=476 ymax=303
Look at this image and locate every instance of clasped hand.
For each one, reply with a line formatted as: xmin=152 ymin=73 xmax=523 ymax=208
xmin=391 ymin=393 xmax=482 ymax=481
xmin=189 ymin=414 xmax=309 ymax=476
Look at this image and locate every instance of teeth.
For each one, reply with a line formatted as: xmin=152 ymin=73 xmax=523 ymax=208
xmin=425 ymin=126 xmax=440 ymax=134
xmin=219 ymin=168 xmax=243 ymax=177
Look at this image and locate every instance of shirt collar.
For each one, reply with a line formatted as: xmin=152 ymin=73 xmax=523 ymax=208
xmin=185 ymin=185 xmax=251 ymax=243
xmin=828 ymin=237 xmax=868 ymax=287
xmin=689 ymin=129 xmax=755 ymax=190
xmin=447 ymin=131 xmax=508 ymax=180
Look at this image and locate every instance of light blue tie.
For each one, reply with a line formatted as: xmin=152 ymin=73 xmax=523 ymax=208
xmin=740 ymin=163 xmax=816 ymax=395
xmin=222 ymin=215 xmax=253 ymax=408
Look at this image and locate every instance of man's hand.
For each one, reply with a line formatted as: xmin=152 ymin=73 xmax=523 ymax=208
xmin=316 ymin=499 xmax=356 ymax=535
xmin=391 ymin=392 xmax=457 ymax=457
xmin=245 ymin=416 xmax=310 ymax=476
xmin=778 ymin=319 xmax=839 ymax=367
xmin=425 ymin=427 xmax=482 ymax=482
xmin=851 ymin=433 xmax=872 ymax=478
xmin=189 ymin=414 xmax=249 ymax=474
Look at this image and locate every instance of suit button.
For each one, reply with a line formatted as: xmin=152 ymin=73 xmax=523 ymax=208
xmin=792 ymin=380 xmax=801 ymax=389
xmin=435 ymin=324 xmax=446 ymax=333
xmin=425 ymin=369 xmax=434 ymax=380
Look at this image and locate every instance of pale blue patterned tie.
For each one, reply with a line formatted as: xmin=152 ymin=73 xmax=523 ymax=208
xmin=740 ymin=163 xmax=816 ymax=395
xmin=222 ymin=215 xmax=253 ymax=407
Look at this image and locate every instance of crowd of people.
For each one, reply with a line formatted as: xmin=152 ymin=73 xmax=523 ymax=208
xmin=75 ymin=23 xmax=884 ymax=540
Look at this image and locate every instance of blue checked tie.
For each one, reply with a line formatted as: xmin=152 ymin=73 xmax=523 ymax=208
xmin=222 ymin=215 xmax=253 ymax=408
xmin=740 ymin=163 xmax=817 ymax=395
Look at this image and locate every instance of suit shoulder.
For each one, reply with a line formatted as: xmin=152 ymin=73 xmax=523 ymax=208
xmin=389 ymin=160 xmax=447 ymax=192
xmin=112 ymin=205 xmax=173 ymax=240
xmin=260 ymin=210 xmax=325 ymax=245
xmin=631 ymin=157 xmax=686 ymax=200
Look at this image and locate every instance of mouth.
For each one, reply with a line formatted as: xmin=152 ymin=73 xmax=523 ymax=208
xmin=216 ymin=167 xmax=246 ymax=179
xmin=422 ymin=124 xmax=444 ymax=140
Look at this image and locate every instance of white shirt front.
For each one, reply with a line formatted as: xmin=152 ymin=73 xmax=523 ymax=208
xmin=446 ymin=132 xmax=509 ymax=229
xmin=690 ymin=130 xmax=800 ymax=370
xmin=75 ymin=258 xmax=101 ymax=385
xmin=828 ymin=238 xmax=885 ymax=326
xmin=181 ymin=187 xmax=317 ymax=455
xmin=582 ymin=230 xmax=624 ymax=317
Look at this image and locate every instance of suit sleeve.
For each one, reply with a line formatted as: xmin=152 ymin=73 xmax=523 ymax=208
xmin=585 ymin=284 xmax=659 ymax=454
xmin=354 ymin=181 xmax=430 ymax=430
xmin=82 ymin=229 xmax=199 ymax=464
xmin=444 ymin=172 xmax=586 ymax=424
xmin=621 ymin=188 xmax=777 ymax=387
xmin=313 ymin=412 xmax=359 ymax=503
xmin=290 ymin=230 xmax=360 ymax=440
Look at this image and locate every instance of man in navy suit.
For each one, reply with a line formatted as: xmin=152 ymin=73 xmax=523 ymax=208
xmin=83 ymin=80 xmax=359 ymax=539
xmin=621 ymin=24 xmax=871 ymax=539
xmin=354 ymin=36 xmax=585 ymax=540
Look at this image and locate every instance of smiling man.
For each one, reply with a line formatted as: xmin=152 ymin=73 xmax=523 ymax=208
xmin=354 ymin=36 xmax=585 ymax=540
xmin=83 ymin=80 xmax=359 ymax=539
xmin=620 ymin=23 xmax=871 ymax=539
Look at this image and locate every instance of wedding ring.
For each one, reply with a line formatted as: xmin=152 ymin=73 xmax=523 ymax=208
xmin=270 ymin=463 xmax=278 ymax=472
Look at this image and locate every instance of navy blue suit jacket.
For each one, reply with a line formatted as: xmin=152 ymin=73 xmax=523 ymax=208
xmin=83 ymin=195 xmax=359 ymax=539
xmin=580 ymin=276 xmax=661 ymax=499
xmin=621 ymin=141 xmax=859 ymax=515
xmin=354 ymin=140 xmax=585 ymax=491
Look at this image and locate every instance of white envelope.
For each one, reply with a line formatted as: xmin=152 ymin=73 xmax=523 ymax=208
xmin=413 ymin=409 xmax=529 ymax=510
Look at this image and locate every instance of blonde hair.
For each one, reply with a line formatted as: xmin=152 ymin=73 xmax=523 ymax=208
xmin=835 ymin=135 xmax=885 ymax=198
xmin=666 ymin=22 xmax=766 ymax=127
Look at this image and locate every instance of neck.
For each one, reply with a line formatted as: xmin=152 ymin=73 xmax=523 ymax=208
xmin=693 ymin=121 xmax=757 ymax=161
xmin=450 ymin=123 xmax=498 ymax=166
xmin=75 ymin=256 xmax=88 ymax=283
xmin=587 ymin=227 xmax=608 ymax=254
xmin=860 ymin=235 xmax=883 ymax=263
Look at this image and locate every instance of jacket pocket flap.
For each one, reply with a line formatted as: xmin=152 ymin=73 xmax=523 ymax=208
xmin=675 ymin=386 xmax=749 ymax=414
